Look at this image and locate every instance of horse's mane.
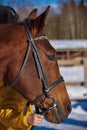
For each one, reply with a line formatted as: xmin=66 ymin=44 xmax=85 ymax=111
xmin=0 ymin=5 xmax=19 ymax=23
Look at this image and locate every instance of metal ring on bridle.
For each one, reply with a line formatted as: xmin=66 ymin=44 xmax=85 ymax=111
xmin=44 ymin=96 xmax=56 ymax=109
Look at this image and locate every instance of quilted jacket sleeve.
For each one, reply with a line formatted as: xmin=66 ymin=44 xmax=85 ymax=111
xmin=0 ymin=83 xmax=33 ymax=130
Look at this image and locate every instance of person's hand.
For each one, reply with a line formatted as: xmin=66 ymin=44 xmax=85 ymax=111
xmin=27 ymin=114 xmax=43 ymax=126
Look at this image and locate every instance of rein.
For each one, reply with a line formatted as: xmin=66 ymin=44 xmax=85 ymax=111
xmin=5 ymin=19 xmax=65 ymax=122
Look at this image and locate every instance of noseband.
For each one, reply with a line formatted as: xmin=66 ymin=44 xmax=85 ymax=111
xmin=5 ymin=19 xmax=64 ymax=122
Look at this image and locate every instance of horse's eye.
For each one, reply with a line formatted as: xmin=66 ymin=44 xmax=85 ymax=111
xmin=46 ymin=55 xmax=56 ymax=61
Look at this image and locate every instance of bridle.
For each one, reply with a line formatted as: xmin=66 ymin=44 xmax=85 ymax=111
xmin=5 ymin=19 xmax=65 ymax=122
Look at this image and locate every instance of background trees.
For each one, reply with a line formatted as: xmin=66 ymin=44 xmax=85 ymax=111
xmin=10 ymin=0 xmax=87 ymax=39
xmin=44 ymin=0 xmax=87 ymax=39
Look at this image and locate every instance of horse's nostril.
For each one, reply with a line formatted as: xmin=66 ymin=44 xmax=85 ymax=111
xmin=67 ymin=104 xmax=72 ymax=113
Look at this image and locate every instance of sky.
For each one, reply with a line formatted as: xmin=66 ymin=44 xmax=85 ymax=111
xmin=0 ymin=0 xmax=65 ymax=6
xmin=0 ymin=0 xmax=87 ymax=7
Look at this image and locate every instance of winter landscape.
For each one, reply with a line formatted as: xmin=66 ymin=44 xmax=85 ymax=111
xmin=0 ymin=1 xmax=87 ymax=129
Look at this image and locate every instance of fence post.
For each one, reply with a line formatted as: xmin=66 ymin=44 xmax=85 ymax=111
xmin=84 ymin=58 xmax=87 ymax=87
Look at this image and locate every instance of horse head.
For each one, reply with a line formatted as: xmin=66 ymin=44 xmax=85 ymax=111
xmin=0 ymin=6 xmax=71 ymax=124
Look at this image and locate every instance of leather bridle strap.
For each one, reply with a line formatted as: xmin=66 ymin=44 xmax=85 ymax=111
xmin=4 ymin=19 xmax=65 ymax=121
xmin=23 ymin=19 xmax=50 ymax=97
xmin=30 ymin=76 xmax=64 ymax=105
xmin=22 ymin=20 xmax=65 ymax=121
xmin=24 ymin=76 xmax=64 ymax=115
xmin=5 ymin=30 xmax=32 ymax=88
xmin=23 ymin=20 xmax=64 ymax=103
xmin=5 ymin=20 xmax=48 ymax=88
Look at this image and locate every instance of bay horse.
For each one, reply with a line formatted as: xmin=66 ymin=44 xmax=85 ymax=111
xmin=0 ymin=6 xmax=71 ymax=124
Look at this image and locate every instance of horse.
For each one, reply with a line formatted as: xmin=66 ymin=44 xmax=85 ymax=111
xmin=0 ymin=4 xmax=18 ymax=23
xmin=0 ymin=6 xmax=71 ymax=124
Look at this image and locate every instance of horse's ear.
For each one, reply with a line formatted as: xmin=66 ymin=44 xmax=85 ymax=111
xmin=31 ymin=6 xmax=50 ymax=35
xmin=28 ymin=8 xmax=37 ymax=20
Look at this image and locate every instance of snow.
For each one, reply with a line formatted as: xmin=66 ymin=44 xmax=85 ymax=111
xmin=60 ymin=66 xmax=84 ymax=82
xmin=67 ymin=86 xmax=87 ymax=100
xmin=50 ymin=40 xmax=87 ymax=49
xmin=34 ymin=66 xmax=87 ymax=130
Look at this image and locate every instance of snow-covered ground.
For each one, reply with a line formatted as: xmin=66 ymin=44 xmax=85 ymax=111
xmin=60 ymin=66 xmax=84 ymax=82
xmin=35 ymin=66 xmax=87 ymax=130
xmin=50 ymin=40 xmax=87 ymax=49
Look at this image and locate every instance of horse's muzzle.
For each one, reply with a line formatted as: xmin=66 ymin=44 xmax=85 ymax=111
xmin=43 ymin=101 xmax=72 ymax=124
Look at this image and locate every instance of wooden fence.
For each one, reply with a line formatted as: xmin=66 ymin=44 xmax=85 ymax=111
xmin=57 ymin=58 xmax=87 ymax=87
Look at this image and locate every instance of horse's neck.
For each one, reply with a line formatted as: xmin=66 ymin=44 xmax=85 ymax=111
xmin=0 ymin=43 xmax=13 ymax=81
xmin=0 ymin=24 xmax=26 ymax=82
xmin=0 ymin=24 xmax=15 ymax=81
